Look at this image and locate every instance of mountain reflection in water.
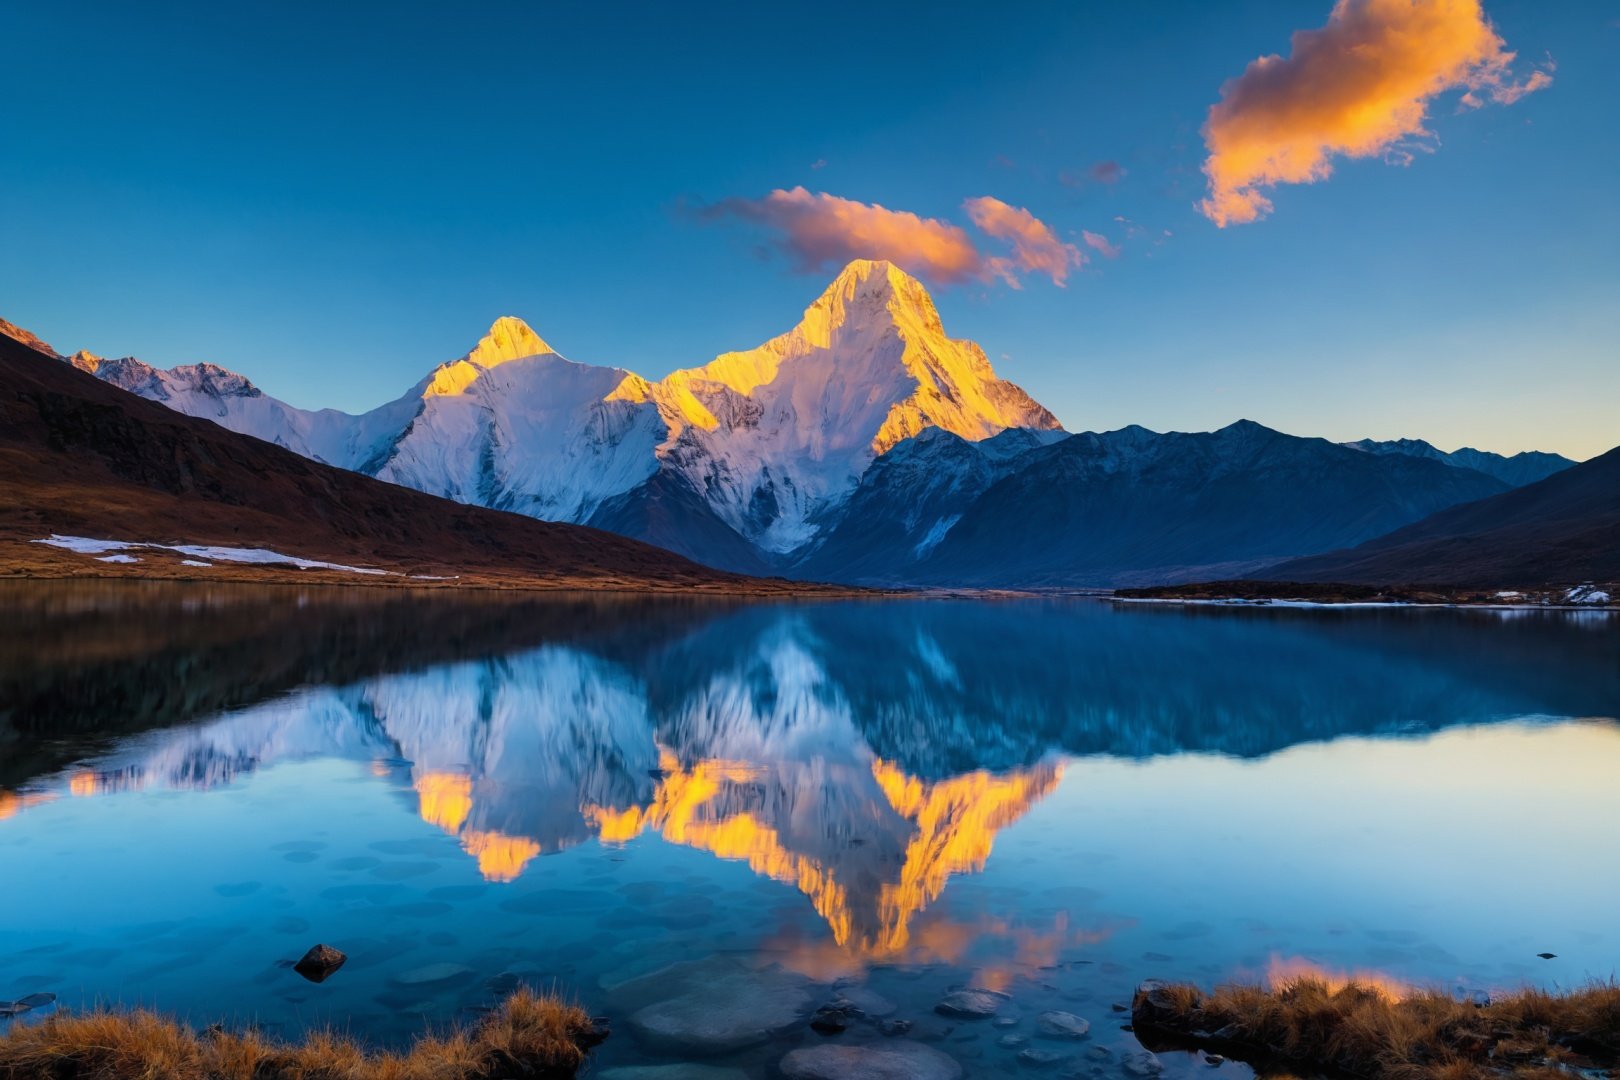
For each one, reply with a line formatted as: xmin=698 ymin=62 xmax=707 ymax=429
xmin=4 ymin=583 xmax=1616 ymax=973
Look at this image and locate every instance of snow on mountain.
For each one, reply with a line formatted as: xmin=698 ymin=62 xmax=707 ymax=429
xmin=12 ymin=261 xmax=1059 ymax=565
xmin=648 ymin=260 xmax=1060 ymax=552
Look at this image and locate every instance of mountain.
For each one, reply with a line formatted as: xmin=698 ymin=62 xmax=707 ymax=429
xmin=1265 ymin=445 xmax=1620 ymax=586
xmin=0 ymin=329 xmax=800 ymax=592
xmin=799 ymin=420 xmax=1512 ymax=587
xmin=1344 ymin=437 xmax=1573 ymax=488
xmin=7 ymin=261 xmax=1057 ymax=573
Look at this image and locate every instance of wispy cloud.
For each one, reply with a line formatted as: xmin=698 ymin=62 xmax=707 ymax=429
xmin=1081 ymin=230 xmax=1121 ymax=259
xmin=964 ymin=196 xmax=1083 ymax=286
xmin=695 ymin=187 xmax=1087 ymax=288
xmin=1200 ymin=0 xmax=1552 ymax=227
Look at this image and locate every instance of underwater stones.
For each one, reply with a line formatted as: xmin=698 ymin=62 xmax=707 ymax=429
xmin=390 ymin=962 xmax=475 ymax=987
xmin=1122 ymin=1050 xmax=1164 ymax=1077
xmin=1017 ymin=1047 xmax=1070 ymax=1068
xmin=879 ymin=1019 xmax=914 ymax=1037
xmin=292 ymin=944 xmax=346 ymax=983
xmin=998 ymin=1033 xmax=1029 ymax=1049
xmin=597 ymin=1067 xmax=750 ymax=1080
xmin=620 ymin=958 xmax=812 ymax=1055
xmin=934 ymin=988 xmax=1006 ymax=1019
xmin=779 ymin=1041 xmax=964 ymax=1080
xmin=837 ymin=985 xmax=898 ymax=1018
xmin=1035 ymin=1011 xmax=1090 ymax=1039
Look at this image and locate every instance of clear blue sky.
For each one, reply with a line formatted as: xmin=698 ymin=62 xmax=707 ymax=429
xmin=3 ymin=1 xmax=1615 ymax=458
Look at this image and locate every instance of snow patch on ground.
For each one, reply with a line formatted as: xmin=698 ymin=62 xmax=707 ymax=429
xmin=33 ymin=535 xmax=392 ymax=576
xmin=96 ymin=554 xmax=140 ymax=564
xmin=1566 ymin=585 xmax=1612 ymax=605
xmin=912 ymin=514 xmax=962 ymax=559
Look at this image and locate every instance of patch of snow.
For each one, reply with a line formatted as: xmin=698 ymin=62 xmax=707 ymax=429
xmin=33 ymin=535 xmax=133 ymax=554
xmin=1566 ymin=585 xmax=1612 ymax=605
xmin=912 ymin=514 xmax=962 ymax=558
xmin=96 ymin=554 xmax=140 ymax=564
xmin=34 ymin=535 xmax=391 ymax=576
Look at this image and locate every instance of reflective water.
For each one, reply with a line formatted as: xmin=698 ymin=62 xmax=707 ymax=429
xmin=2 ymin=583 xmax=1617 ymax=1077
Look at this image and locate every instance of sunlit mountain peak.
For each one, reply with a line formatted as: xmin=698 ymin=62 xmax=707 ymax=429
xmin=424 ymin=316 xmax=556 ymax=397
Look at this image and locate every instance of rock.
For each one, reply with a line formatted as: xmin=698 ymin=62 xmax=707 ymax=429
xmin=934 ymin=989 xmax=1005 ymax=1019
xmin=292 ymin=945 xmax=347 ymax=983
xmin=880 ymin=1019 xmax=914 ymax=1037
xmin=1086 ymin=1046 xmax=1113 ymax=1061
xmin=998 ymin=1033 xmax=1029 ymax=1048
xmin=15 ymin=994 xmax=55 ymax=1009
xmin=811 ymin=1004 xmax=852 ymax=1034
xmin=992 ymin=1015 xmax=1021 ymax=1028
xmin=1017 ymin=1047 xmax=1070 ymax=1068
xmin=391 ymin=962 xmax=475 ymax=986
xmin=1122 ymin=1050 xmax=1163 ymax=1077
xmin=1131 ymin=980 xmax=1188 ymax=1027
xmin=1111 ymin=1003 xmax=1128 ymax=1013
xmin=779 ymin=1041 xmax=964 ymax=1080
xmin=624 ymin=959 xmax=812 ymax=1055
xmin=838 ymin=985 xmax=899 ymax=1018
xmin=1536 ymin=952 xmax=1557 ymax=960
xmin=1204 ymin=1054 xmax=1225 ymax=1066
xmin=1035 ymin=1011 xmax=1090 ymax=1039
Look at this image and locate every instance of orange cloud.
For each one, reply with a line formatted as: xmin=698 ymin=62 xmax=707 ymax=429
xmin=698 ymin=188 xmax=1083 ymax=288
xmin=1081 ymin=230 xmax=1121 ymax=259
xmin=1200 ymin=0 xmax=1552 ymax=226
xmin=964 ymin=196 xmax=1084 ymax=287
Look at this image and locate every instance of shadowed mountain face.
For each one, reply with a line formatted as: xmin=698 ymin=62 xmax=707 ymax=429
xmin=6 ymin=587 xmax=1615 ymax=956
xmin=1268 ymin=446 xmax=1620 ymax=586
xmin=798 ymin=421 xmax=1512 ymax=587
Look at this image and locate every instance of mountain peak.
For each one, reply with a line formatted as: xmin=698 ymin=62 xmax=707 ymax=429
xmin=464 ymin=316 xmax=553 ymax=368
xmin=808 ymin=259 xmax=941 ymax=331
xmin=0 ymin=316 xmax=59 ymax=358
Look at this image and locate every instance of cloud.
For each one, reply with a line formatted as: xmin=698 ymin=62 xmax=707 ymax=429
xmin=1081 ymin=230 xmax=1121 ymax=259
xmin=1090 ymin=160 xmax=1126 ymax=184
xmin=696 ymin=187 xmax=1084 ymax=288
xmin=964 ymin=196 xmax=1084 ymax=287
xmin=1199 ymin=0 xmax=1552 ymax=226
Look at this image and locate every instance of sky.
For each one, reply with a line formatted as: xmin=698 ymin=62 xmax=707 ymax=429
xmin=2 ymin=0 xmax=1616 ymax=459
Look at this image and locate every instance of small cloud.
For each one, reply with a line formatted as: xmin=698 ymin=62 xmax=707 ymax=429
xmin=810 ymin=158 xmax=828 ymax=170
xmin=1081 ymin=230 xmax=1121 ymax=259
xmin=1199 ymin=0 xmax=1553 ymax=226
xmin=692 ymin=188 xmax=1088 ymax=288
xmin=1089 ymin=160 xmax=1126 ymax=184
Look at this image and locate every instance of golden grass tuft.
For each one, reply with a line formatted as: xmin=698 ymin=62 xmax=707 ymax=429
xmin=1133 ymin=977 xmax=1620 ymax=1080
xmin=0 ymin=986 xmax=601 ymax=1080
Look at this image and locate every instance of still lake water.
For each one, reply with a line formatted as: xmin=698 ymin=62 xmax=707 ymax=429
xmin=2 ymin=583 xmax=1617 ymax=1077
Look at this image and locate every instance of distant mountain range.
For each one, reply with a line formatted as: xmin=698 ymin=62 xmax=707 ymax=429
xmin=1268 ymin=446 xmax=1620 ymax=586
xmin=3 ymin=260 xmax=1605 ymax=588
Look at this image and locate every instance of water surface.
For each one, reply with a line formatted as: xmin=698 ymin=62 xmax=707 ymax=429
xmin=3 ymin=583 xmax=1617 ymax=1077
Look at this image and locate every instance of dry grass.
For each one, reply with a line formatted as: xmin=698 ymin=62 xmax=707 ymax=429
xmin=0 ymin=987 xmax=602 ymax=1080
xmin=1132 ymin=976 xmax=1620 ymax=1080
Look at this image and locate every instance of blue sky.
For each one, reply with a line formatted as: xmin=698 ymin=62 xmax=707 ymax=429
xmin=3 ymin=1 xmax=1616 ymax=458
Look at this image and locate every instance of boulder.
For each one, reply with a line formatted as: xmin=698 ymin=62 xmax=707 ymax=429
xmin=622 ymin=958 xmax=812 ymax=1055
xmin=292 ymin=944 xmax=347 ymax=983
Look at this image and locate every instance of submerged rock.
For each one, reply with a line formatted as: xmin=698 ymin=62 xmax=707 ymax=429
xmin=391 ymin=962 xmax=475 ymax=986
xmin=1035 ymin=1010 xmax=1090 ymax=1039
xmin=292 ymin=944 xmax=346 ymax=983
xmin=1122 ymin=1049 xmax=1164 ymax=1076
xmin=934 ymin=989 xmax=1005 ymax=1019
xmin=779 ymin=1041 xmax=964 ymax=1080
xmin=597 ymin=1066 xmax=749 ymax=1080
xmin=1017 ymin=1047 xmax=1070 ymax=1067
xmin=620 ymin=958 xmax=812 ymax=1055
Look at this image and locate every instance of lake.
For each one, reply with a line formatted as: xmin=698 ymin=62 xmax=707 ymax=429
xmin=2 ymin=583 xmax=1617 ymax=1078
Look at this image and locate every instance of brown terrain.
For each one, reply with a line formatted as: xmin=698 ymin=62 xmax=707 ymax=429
xmin=0 ymin=330 xmax=851 ymax=594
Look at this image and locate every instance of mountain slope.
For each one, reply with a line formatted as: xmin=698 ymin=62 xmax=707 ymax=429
xmin=1265 ymin=445 xmax=1620 ymax=586
xmin=7 ymin=261 xmax=1058 ymax=570
xmin=0 ymin=331 xmax=799 ymax=592
xmin=837 ymin=420 xmax=1511 ymax=588
xmin=1344 ymin=437 xmax=1573 ymax=488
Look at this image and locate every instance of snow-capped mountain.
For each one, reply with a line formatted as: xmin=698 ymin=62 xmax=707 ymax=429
xmin=16 ymin=261 xmax=1056 ymax=570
